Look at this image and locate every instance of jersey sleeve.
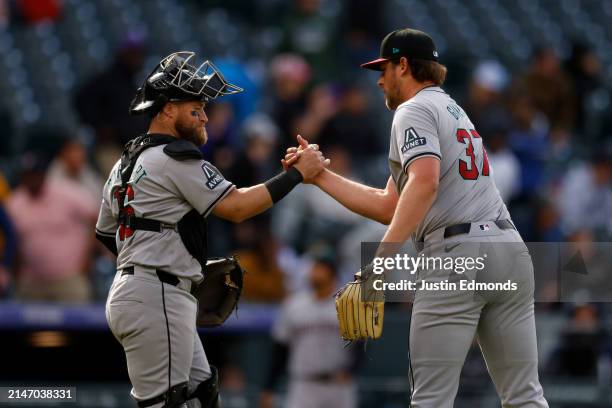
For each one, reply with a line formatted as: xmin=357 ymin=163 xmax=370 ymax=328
xmin=95 ymin=196 xmax=117 ymax=237
xmin=394 ymin=102 xmax=441 ymax=172
xmin=164 ymin=159 xmax=235 ymax=217
xmin=95 ymin=164 xmax=119 ymax=238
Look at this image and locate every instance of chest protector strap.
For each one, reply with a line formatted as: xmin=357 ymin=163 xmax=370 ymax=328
xmin=116 ymin=134 xmax=209 ymax=265
xmin=116 ymin=134 xmax=176 ymax=235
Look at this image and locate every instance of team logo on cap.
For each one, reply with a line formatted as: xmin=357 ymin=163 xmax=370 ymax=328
xmin=202 ymin=163 xmax=223 ymax=190
xmin=392 ymin=47 xmax=400 ymax=54
xmin=401 ymin=127 xmax=427 ymax=153
xmin=433 ymin=50 xmax=438 ymax=57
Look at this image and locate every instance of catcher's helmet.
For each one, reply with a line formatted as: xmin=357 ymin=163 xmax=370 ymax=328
xmin=129 ymin=51 xmax=243 ymax=115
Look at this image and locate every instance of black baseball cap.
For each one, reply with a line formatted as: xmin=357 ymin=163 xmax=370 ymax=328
xmin=361 ymin=28 xmax=439 ymax=71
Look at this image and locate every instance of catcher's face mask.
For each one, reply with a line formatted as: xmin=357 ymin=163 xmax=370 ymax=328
xmin=130 ymin=51 xmax=244 ymax=115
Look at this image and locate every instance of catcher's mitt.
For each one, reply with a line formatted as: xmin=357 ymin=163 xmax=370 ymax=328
xmin=191 ymin=256 xmax=244 ymax=327
xmin=335 ymin=266 xmax=385 ymax=341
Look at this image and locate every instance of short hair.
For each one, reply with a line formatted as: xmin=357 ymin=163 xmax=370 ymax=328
xmin=393 ymin=58 xmax=447 ymax=86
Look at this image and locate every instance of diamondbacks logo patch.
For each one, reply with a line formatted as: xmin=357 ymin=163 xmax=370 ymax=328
xmin=202 ymin=163 xmax=223 ymax=190
xmin=401 ymin=127 xmax=426 ymax=153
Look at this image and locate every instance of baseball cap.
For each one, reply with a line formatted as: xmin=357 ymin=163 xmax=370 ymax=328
xmin=361 ymin=28 xmax=439 ymax=71
xmin=308 ymin=243 xmax=338 ymax=274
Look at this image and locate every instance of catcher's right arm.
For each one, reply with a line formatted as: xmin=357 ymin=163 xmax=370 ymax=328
xmin=335 ymin=266 xmax=385 ymax=341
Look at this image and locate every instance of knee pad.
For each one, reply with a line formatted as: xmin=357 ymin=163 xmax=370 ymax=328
xmin=136 ymin=382 xmax=189 ymax=408
xmin=188 ymin=365 xmax=220 ymax=408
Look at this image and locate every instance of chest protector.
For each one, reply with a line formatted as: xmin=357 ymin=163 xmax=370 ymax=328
xmin=116 ymin=134 xmax=209 ymax=267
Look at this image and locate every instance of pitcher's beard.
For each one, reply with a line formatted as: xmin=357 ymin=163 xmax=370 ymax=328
xmin=385 ymin=95 xmax=400 ymax=111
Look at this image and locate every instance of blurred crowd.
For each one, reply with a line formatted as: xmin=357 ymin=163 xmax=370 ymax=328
xmin=0 ymin=0 xmax=611 ymax=400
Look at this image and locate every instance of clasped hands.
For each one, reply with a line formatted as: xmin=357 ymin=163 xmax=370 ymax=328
xmin=281 ymin=135 xmax=329 ymax=183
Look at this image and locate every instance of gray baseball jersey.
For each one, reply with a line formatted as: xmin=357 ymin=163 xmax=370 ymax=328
xmin=388 ymin=86 xmax=510 ymax=242
xmin=273 ymin=292 xmax=352 ymax=377
xmin=96 ymin=145 xmax=234 ymax=282
xmin=273 ymin=292 xmax=357 ymax=408
xmin=386 ymin=87 xmax=548 ymax=407
xmin=99 ymin=142 xmax=234 ymax=406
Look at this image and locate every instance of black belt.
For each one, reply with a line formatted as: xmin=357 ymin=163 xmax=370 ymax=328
xmin=125 ymin=216 xmax=177 ymax=233
xmin=121 ymin=266 xmax=180 ymax=286
xmin=443 ymin=219 xmax=515 ymax=239
xmin=299 ymin=373 xmax=340 ymax=382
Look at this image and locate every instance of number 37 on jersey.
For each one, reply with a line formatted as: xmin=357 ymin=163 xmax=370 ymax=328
xmin=455 ymin=128 xmax=490 ymax=180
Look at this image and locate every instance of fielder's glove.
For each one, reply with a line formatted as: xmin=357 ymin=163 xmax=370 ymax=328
xmin=335 ymin=264 xmax=385 ymax=341
xmin=192 ymin=256 xmax=244 ymax=327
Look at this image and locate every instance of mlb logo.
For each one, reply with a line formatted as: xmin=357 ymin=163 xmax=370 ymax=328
xmin=479 ymin=224 xmax=490 ymax=231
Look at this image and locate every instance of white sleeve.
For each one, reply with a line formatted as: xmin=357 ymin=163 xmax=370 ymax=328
xmin=95 ymin=197 xmax=117 ymax=238
xmin=95 ymin=164 xmax=120 ymax=237
xmin=164 ymin=159 xmax=235 ymax=217
xmin=394 ymin=103 xmax=441 ymax=172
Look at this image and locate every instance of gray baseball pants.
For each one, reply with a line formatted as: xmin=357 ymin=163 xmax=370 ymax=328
xmin=106 ymin=266 xmax=211 ymax=408
xmin=409 ymin=223 xmax=548 ymax=407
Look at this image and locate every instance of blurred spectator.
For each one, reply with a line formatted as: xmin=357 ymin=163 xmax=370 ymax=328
xmin=0 ymin=105 xmax=14 ymax=157
xmin=227 ymin=113 xmax=279 ymax=188
xmin=47 ymin=137 xmax=104 ymax=203
xmin=464 ymin=60 xmax=511 ymax=138
xmin=213 ymin=59 xmax=260 ymax=124
xmin=200 ymin=101 xmax=239 ymax=172
xmin=0 ymin=171 xmax=9 ymax=201
xmin=73 ymin=33 xmax=148 ymax=174
xmin=546 ymin=304 xmax=608 ymax=378
xmin=268 ymin=54 xmax=311 ymax=154
xmin=196 ymin=109 xmax=271 ymax=260
xmin=507 ymin=94 xmax=550 ymax=198
xmin=235 ymin=225 xmax=287 ymax=303
xmin=0 ymin=172 xmax=16 ymax=297
xmin=561 ymin=231 xmax=612 ymax=302
xmin=293 ymin=84 xmax=339 ymax=144
xmin=557 ymin=151 xmax=612 ymax=240
xmin=532 ymin=198 xmax=564 ymax=242
xmin=204 ymin=103 xmax=256 ymax=257
xmin=512 ymin=47 xmax=575 ymax=136
xmin=485 ymin=129 xmax=521 ymax=202
xmin=6 ymin=152 xmax=98 ymax=303
xmin=340 ymin=0 xmax=384 ymax=69
xmin=260 ymin=247 xmax=358 ymax=408
xmin=15 ymin=0 xmax=61 ymax=24
xmin=565 ymin=42 xmax=603 ymax=134
xmin=0 ymin=0 xmax=8 ymax=28
xmin=278 ymin=0 xmax=339 ymax=80
xmin=272 ymin=144 xmax=363 ymax=253
xmin=319 ymin=84 xmax=382 ymax=159
xmin=0 ymin=204 xmax=16 ymax=297
xmin=219 ymin=363 xmax=248 ymax=408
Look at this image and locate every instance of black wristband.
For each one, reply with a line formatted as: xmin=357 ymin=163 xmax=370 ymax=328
xmin=264 ymin=167 xmax=303 ymax=203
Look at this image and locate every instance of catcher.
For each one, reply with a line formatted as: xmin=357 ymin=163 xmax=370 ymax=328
xmin=95 ymin=51 xmax=328 ymax=408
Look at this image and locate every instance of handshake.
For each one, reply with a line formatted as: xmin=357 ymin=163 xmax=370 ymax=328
xmin=281 ymin=135 xmax=330 ymax=183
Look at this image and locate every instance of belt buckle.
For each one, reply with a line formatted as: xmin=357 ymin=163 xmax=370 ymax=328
xmin=160 ymin=223 xmax=177 ymax=232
